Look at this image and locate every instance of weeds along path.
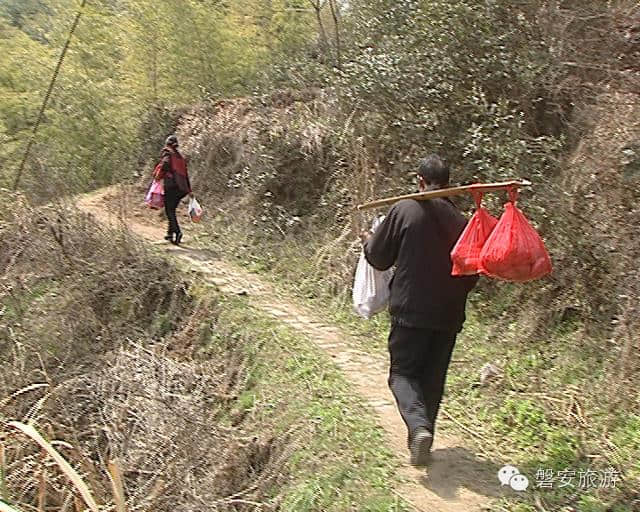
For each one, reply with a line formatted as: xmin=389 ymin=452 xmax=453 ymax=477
xmin=77 ymin=186 xmax=503 ymax=512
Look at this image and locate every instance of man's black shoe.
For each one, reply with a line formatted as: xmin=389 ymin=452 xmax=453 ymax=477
xmin=164 ymin=233 xmax=174 ymax=242
xmin=173 ymin=232 xmax=183 ymax=245
xmin=409 ymin=427 xmax=433 ymax=467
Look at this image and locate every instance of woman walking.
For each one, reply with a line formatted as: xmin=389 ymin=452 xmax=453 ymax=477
xmin=155 ymin=135 xmax=193 ymax=244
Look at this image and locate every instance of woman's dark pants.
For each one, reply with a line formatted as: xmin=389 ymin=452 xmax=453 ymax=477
xmin=164 ymin=186 xmax=186 ymax=236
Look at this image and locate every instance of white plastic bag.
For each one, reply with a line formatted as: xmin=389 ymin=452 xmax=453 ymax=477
xmin=352 ymin=216 xmax=393 ymax=319
xmin=188 ymin=197 xmax=203 ymax=223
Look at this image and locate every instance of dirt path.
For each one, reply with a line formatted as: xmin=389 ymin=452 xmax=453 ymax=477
xmin=77 ymin=185 xmax=504 ymax=512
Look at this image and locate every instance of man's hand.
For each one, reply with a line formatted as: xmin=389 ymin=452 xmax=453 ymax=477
xmin=360 ymin=229 xmax=372 ymax=244
xmin=189 ymin=192 xmax=194 ymax=199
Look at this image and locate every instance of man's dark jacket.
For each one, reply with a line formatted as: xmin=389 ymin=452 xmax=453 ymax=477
xmin=364 ymin=198 xmax=478 ymax=333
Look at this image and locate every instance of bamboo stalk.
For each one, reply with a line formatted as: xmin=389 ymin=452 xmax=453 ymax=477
xmin=8 ymin=422 xmax=99 ymax=512
xmin=38 ymin=449 xmax=46 ymax=512
xmin=60 ymin=491 xmax=74 ymax=512
xmin=0 ymin=502 xmax=23 ymax=512
xmin=0 ymin=443 xmax=7 ymax=503
xmin=145 ymin=478 xmax=165 ymax=510
xmin=107 ymin=460 xmax=127 ymax=512
xmin=356 ymin=179 xmax=531 ymax=210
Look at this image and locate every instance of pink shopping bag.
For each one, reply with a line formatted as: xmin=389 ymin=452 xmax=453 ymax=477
xmin=144 ymin=179 xmax=164 ymax=209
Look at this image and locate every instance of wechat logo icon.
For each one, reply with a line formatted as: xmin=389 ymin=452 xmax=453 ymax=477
xmin=498 ymin=465 xmax=529 ymax=492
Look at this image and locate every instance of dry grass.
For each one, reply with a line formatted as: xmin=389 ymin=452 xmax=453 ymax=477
xmin=0 ymin=198 xmax=294 ymax=512
xmin=1 ymin=342 xmax=295 ymax=511
xmin=8 ymin=421 xmax=99 ymax=512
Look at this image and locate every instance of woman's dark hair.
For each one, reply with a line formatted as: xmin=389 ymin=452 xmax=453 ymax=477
xmin=418 ymin=154 xmax=449 ymax=186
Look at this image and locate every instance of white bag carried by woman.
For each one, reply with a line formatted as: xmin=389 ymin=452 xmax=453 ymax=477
xmin=352 ymin=216 xmax=393 ymax=319
xmin=188 ymin=196 xmax=203 ymax=222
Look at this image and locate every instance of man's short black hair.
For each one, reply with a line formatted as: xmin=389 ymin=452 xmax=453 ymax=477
xmin=418 ymin=155 xmax=449 ymax=186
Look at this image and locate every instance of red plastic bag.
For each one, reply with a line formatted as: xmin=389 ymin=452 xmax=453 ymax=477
xmin=153 ymin=162 xmax=164 ymax=180
xmin=479 ymin=188 xmax=552 ymax=282
xmin=451 ymin=190 xmax=499 ymax=276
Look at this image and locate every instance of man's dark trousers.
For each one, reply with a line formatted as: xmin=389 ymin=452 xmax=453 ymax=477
xmin=387 ymin=322 xmax=457 ymax=445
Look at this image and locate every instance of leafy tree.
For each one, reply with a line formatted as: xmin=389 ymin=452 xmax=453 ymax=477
xmin=0 ymin=0 xmax=317 ymax=197
xmin=0 ymin=0 xmax=52 ymax=41
xmin=338 ymin=0 xmax=559 ymax=183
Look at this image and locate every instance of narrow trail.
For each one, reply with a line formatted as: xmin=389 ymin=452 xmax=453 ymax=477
xmin=77 ymin=186 xmax=504 ymax=512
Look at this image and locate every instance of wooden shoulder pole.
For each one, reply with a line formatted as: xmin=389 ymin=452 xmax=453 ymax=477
xmin=356 ymin=180 xmax=531 ymax=211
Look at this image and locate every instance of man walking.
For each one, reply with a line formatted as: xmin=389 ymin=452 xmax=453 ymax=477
xmin=363 ymin=155 xmax=478 ymax=466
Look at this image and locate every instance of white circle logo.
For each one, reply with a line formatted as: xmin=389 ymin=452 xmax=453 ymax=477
xmin=509 ymin=474 xmax=530 ymax=492
xmin=498 ymin=465 xmax=519 ymax=486
xmin=497 ymin=465 xmax=529 ymax=492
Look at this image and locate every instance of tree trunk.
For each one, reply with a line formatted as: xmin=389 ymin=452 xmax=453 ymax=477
xmin=328 ymin=0 xmax=342 ymax=69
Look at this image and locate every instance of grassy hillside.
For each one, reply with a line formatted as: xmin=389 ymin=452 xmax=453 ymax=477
xmin=0 ymin=198 xmax=406 ymax=512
